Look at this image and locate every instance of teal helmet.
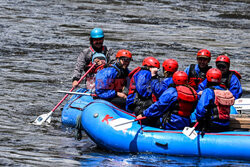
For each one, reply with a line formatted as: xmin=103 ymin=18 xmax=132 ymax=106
xmin=92 ymin=53 xmax=107 ymax=63
xmin=90 ymin=28 xmax=104 ymax=38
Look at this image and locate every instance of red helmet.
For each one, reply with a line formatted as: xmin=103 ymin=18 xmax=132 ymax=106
xmin=173 ymin=71 xmax=188 ymax=85
xmin=116 ymin=50 xmax=132 ymax=59
xmin=142 ymin=57 xmax=160 ymax=68
xmin=197 ymin=49 xmax=211 ymax=58
xmin=162 ymin=59 xmax=178 ymax=72
xmin=216 ymin=55 xmax=230 ymax=64
xmin=206 ymin=68 xmax=222 ymax=83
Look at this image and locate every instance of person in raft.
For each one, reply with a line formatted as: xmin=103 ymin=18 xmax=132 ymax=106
xmin=184 ymin=49 xmax=212 ymax=90
xmin=197 ymin=54 xmax=242 ymax=99
xmin=137 ymin=71 xmax=198 ymax=130
xmin=151 ymin=59 xmax=179 ymax=100
xmin=126 ymin=57 xmax=160 ymax=116
xmin=72 ymin=28 xmax=115 ymax=89
xmin=195 ymin=68 xmax=235 ymax=133
xmin=95 ymin=49 xmax=132 ymax=110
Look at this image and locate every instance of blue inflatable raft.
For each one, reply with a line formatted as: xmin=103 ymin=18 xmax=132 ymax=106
xmin=61 ymin=89 xmax=250 ymax=160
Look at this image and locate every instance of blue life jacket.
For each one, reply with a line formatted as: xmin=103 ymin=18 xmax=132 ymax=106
xmin=95 ymin=63 xmax=129 ymax=99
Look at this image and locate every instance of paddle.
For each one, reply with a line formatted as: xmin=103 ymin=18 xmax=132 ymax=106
xmin=56 ymin=90 xmax=96 ymax=96
xmin=32 ymin=63 xmax=96 ymax=125
xmin=109 ymin=116 xmax=147 ymax=131
xmin=234 ymin=98 xmax=250 ymax=111
xmin=182 ymin=122 xmax=199 ymax=140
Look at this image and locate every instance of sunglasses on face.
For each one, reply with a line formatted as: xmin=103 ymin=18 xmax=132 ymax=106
xmin=120 ymin=57 xmax=131 ymax=62
xmin=197 ymin=57 xmax=209 ymax=61
xmin=217 ymin=64 xmax=227 ymax=69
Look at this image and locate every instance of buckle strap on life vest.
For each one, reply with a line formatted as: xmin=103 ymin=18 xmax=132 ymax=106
xmin=188 ymin=64 xmax=196 ymax=79
xmin=89 ymin=46 xmax=105 ymax=54
xmin=220 ymin=70 xmax=241 ymax=89
xmin=188 ymin=64 xmax=211 ymax=89
xmin=220 ymin=71 xmax=233 ymax=88
xmin=188 ymin=64 xmax=212 ymax=79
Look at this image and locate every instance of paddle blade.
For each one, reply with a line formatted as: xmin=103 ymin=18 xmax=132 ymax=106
xmin=109 ymin=118 xmax=133 ymax=131
xmin=32 ymin=111 xmax=52 ymax=125
xmin=182 ymin=127 xmax=197 ymax=140
xmin=46 ymin=115 xmax=52 ymax=123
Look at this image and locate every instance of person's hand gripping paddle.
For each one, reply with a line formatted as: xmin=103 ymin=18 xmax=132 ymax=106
xmin=32 ymin=63 xmax=96 ymax=125
xmin=182 ymin=122 xmax=199 ymax=140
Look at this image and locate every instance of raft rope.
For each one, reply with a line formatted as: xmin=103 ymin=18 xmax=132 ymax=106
xmin=67 ymin=89 xmax=96 ymax=140
xmin=75 ymin=115 xmax=82 ymax=141
xmin=75 ymin=102 xmax=95 ymax=141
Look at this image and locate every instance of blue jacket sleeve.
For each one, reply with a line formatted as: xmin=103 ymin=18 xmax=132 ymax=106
xmin=134 ymin=70 xmax=152 ymax=98
xmin=184 ymin=66 xmax=190 ymax=75
xmin=229 ymin=74 xmax=242 ymax=99
xmin=197 ymin=79 xmax=208 ymax=94
xmin=95 ymin=67 xmax=118 ymax=99
xmin=143 ymin=87 xmax=178 ymax=117
xmin=151 ymin=77 xmax=174 ymax=98
xmin=195 ymin=88 xmax=214 ymax=120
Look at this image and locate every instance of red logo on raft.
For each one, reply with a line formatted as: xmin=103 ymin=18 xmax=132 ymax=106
xmin=102 ymin=115 xmax=113 ymax=124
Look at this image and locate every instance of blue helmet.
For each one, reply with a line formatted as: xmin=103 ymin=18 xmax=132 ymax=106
xmin=92 ymin=53 xmax=107 ymax=63
xmin=90 ymin=28 xmax=104 ymax=38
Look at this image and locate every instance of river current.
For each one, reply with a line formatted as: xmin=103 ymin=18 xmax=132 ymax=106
xmin=0 ymin=0 xmax=250 ymax=166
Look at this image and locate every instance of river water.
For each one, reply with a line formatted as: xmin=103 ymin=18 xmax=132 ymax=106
xmin=0 ymin=0 xmax=250 ymax=166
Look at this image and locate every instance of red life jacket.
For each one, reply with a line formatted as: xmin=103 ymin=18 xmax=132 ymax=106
xmin=230 ymin=70 xmax=241 ymax=80
xmin=213 ymin=89 xmax=235 ymax=120
xmin=128 ymin=67 xmax=142 ymax=95
xmin=188 ymin=64 xmax=211 ymax=90
xmin=175 ymin=85 xmax=198 ymax=117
